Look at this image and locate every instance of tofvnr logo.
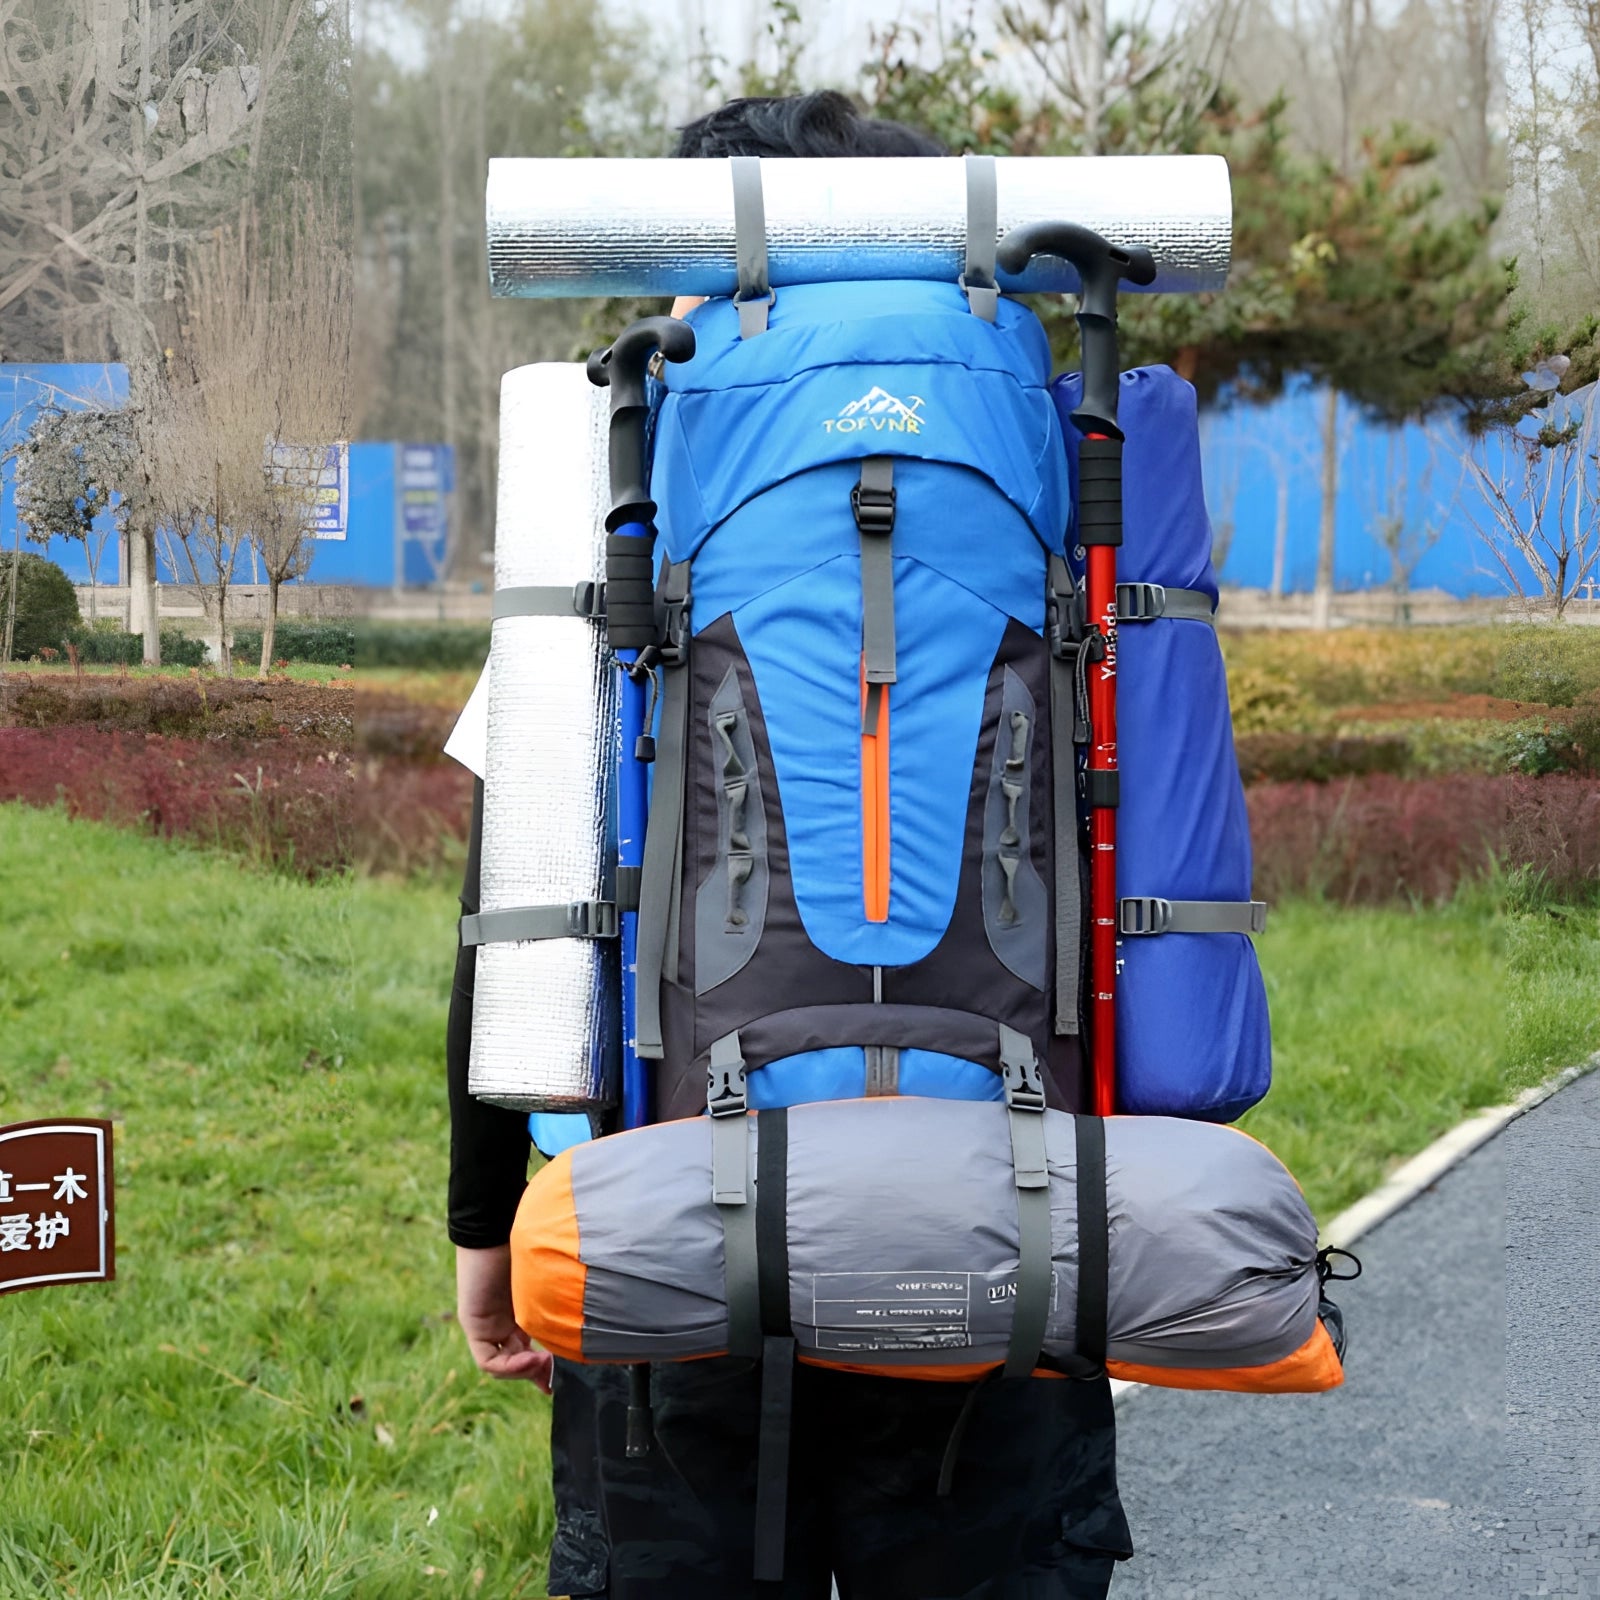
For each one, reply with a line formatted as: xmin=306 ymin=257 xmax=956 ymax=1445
xmin=823 ymin=387 xmax=927 ymax=435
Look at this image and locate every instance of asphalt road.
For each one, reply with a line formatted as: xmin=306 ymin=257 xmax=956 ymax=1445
xmin=1108 ymin=1071 xmax=1600 ymax=1599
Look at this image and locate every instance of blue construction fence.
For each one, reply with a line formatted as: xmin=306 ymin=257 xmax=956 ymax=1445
xmin=3 ymin=362 xmax=1590 ymax=600
xmin=2 ymin=365 xmax=458 ymax=591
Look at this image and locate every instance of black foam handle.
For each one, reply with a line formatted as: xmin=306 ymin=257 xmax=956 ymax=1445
xmin=587 ymin=316 xmax=696 ymax=531
xmin=996 ymin=223 xmax=1155 ymax=439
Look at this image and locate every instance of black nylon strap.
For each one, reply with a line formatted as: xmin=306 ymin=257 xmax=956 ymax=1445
xmin=756 ymin=1109 xmax=792 ymax=1336
xmin=752 ymin=1333 xmax=796 ymax=1582
xmin=1073 ymin=1114 xmax=1108 ymax=1372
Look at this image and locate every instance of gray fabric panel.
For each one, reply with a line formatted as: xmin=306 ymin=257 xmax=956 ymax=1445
xmin=572 ymin=1117 xmax=731 ymax=1362
xmin=962 ymin=153 xmax=999 ymax=321
xmin=1119 ymin=898 xmax=1268 ymax=936
xmin=695 ymin=665 xmax=770 ymax=994
xmin=562 ymin=1098 xmax=1322 ymax=1373
xmin=730 ymin=156 xmax=771 ymax=338
xmin=983 ymin=666 xmax=1048 ymax=991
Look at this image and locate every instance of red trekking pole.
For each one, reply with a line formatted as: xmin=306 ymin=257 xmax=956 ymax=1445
xmin=998 ymin=224 xmax=1155 ymax=1116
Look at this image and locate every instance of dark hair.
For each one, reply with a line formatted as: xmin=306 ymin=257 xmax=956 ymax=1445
xmin=674 ymin=90 xmax=946 ymax=159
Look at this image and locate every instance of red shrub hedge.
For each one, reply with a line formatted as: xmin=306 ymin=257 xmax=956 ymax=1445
xmin=0 ymin=728 xmax=472 ymax=877
xmin=1247 ymin=773 xmax=1600 ymax=904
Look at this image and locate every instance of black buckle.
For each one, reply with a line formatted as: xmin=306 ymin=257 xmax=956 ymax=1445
xmin=1118 ymin=897 xmax=1171 ymax=936
xmin=707 ymin=1060 xmax=748 ymax=1118
xmin=651 ymin=586 xmax=692 ymax=669
xmin=572 ymin=579 xmax=607 ymax=619
xmin=1047 ymin=561 xmax=1086 ymax=662
xmin=851 ymin=481 xmax=897 ymax=535
xmin=1002 ymin=1052 xmax=1046 ymax=1113
xmin=1116 ymin=582 xmax=1165 ymax=622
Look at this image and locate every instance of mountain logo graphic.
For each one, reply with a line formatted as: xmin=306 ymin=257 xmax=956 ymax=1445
xmin=822 ymin=386 xmax=928 ymax=435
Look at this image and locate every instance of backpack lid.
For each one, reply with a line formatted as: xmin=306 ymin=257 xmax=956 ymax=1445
xmin=652 ymin=280 xmax=1069 ymax=561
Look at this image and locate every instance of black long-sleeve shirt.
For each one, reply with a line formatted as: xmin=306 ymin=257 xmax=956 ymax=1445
xmin=446 ymin=778 xmax=533 ymax=1248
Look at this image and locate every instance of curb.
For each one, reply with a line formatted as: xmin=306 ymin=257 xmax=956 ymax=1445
xmin=1111 ymin=1051 xmax=1600 ymax=1406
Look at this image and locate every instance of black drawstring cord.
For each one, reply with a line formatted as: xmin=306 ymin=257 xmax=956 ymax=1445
xmin=1316 ymin=1246 xmax=1363 ymax=1286
xmin=937 ymin=1370 xmax=1001 ymax=1497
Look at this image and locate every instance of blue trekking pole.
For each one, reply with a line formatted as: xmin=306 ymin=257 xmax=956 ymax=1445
xmin=588 ymin=317 xmax=696 ymax=1131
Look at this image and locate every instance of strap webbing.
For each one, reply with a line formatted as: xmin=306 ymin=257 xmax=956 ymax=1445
xmin=1047 ymin=558 xmax=1083 ymax=1037
xmin=730 ymin=156 xmax=772 ymax=339
xmin=755 ymin=1109 xmax=792 ymax=1337
xmin=856 ymin=457 xmax=897 ymax=736
xmin=459 ymin=900 xmax=618 ymax=946
xmin=999 ymin=1025 xmax=1051 ymax=1380
xmin=491 ymin=582 xmax=604 ymax=621
xmin=708 ymin=1033 xmax=761 ymax=1360
xmin=634 ymin=563 xmax=691 ymax=1060
xmin=962 ymin=153 xmax=999 ymax=321
xmin=1115 ymin=582 xmax=1216 ymax=625
xmin=753 ymin=1334 xmax=796 ymax=1582
xmin=1073 ymin=1114 xmax=1108 ymax=1372
xmin=752 ymin=1110 xmax=795 ymax=1582
xmin=1118 ymin=897 xmax=1268 ymax=936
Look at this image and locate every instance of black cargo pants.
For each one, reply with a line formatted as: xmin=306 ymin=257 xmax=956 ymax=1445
xmin=546 ymin=1354 xmax=1133 ymax=1599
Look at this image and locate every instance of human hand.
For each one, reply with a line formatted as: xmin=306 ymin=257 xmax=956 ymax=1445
xmin=455 ymin=1243 xmax=554 ymax=1392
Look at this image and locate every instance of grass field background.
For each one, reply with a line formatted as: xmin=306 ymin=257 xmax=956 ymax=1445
xmin=3 ymin=803 xmax=1597 ymax=1596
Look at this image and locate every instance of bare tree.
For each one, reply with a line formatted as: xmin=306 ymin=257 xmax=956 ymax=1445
xmin=0 ymin=0 xmax=331 ymax=362
xmin=1361 ymin=427 xmax=1456 ymax=622
xmin=999 ymin=0 xmax=1243 ymax=153
xmin=137 ymin=197 xmax=348 ymax=675
xmin=1460 ymin=384 xmax=1600 ymax=619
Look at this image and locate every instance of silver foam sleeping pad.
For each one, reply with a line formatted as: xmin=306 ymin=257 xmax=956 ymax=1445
xmin=486 ymin=155 xmax=1231 ymax=299
xmin=469 ymin=363 xmax=619 ymax=1113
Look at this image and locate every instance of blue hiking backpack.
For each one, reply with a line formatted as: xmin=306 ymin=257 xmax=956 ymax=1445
xmin=633 ymin=278 xmax=1268 ymax=1125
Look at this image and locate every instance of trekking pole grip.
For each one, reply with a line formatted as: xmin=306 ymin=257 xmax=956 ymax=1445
xmin=588 ymin=316 xmax=696 ymax=653
xmin=996 ymin=223 xmax=1155 ymax=437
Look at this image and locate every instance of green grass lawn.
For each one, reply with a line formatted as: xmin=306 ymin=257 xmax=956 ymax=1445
xmin=1 ymin=803 xmax=1597 ymax=1597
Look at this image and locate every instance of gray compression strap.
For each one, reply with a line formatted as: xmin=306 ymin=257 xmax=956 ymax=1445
xmin=962 ymin=154 xmax=999 ymax=321
xmin=999 ymin=1024 xmax=1052 ymax=1379
xmin=1115 ymin=582 xmax=1216 ymax=625
xmin=634 ymin=565 xmax=691 ymax=1060
xmin=1118 ymin=897 xmax=1268 ymax=936
xmin=709 ymin=1033 xmax=761 ymax=1359
xmin=459 ymin=900 xmax=618 ymax=946
xmin=492 ymin=582 xmax=605 ymax=621
xmin=1048 ymin=557 xmax=1082 ymax=1036
xmin=855 ymin=458 xmax=897 ymax=735
xmin=731 ymin=156 xmax=772 ymax=339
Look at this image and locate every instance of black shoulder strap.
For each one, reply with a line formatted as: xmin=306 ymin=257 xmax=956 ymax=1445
xmin=1073 ymin=1113 xmax=1108 ymax=1372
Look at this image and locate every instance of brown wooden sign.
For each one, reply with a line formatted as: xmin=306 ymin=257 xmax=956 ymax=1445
xmin=0 ymin=1119 xmax=115 ymax=1296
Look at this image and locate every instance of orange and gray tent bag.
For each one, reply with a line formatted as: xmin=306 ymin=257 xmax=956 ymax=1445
xmin=512 ymin=1094 xmax=1348 ymax=1394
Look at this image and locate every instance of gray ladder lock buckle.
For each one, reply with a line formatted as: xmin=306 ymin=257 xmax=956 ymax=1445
xmin=1116 ymin=582 xmax=1168 ymax=622
xmin=1002 ymin=1051 xmax=1047 ymax=1114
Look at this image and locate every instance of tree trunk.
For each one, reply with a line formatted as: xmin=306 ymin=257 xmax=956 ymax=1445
xmin=260 ymin=575 xmax=280 ymax=676
xmin=1171 ymin=345 xmax=1201 ymax=384
xmin=2 ymin=530 xmax=21 ymax=666
xmin=1271 ymin=466 xmax=1289 ymax=601
xmin=1312 ymin=387 xmax=1339 ymax=630
xmin=136 ymin=528 xmax=160 ymax=665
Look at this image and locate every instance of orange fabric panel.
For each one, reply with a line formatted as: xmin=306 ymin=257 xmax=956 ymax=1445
xmin=860 ymin=658 xmax=891 ymax=922
xmin=510 ymin=1151 xmax=587 ymax=1364
xmin=1106 ymin=1319 xmax=1345 ymax=1394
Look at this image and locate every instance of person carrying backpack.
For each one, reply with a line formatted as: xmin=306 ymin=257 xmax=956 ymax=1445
xmin=447 ymin=92 xmax=1135 ymax=1599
